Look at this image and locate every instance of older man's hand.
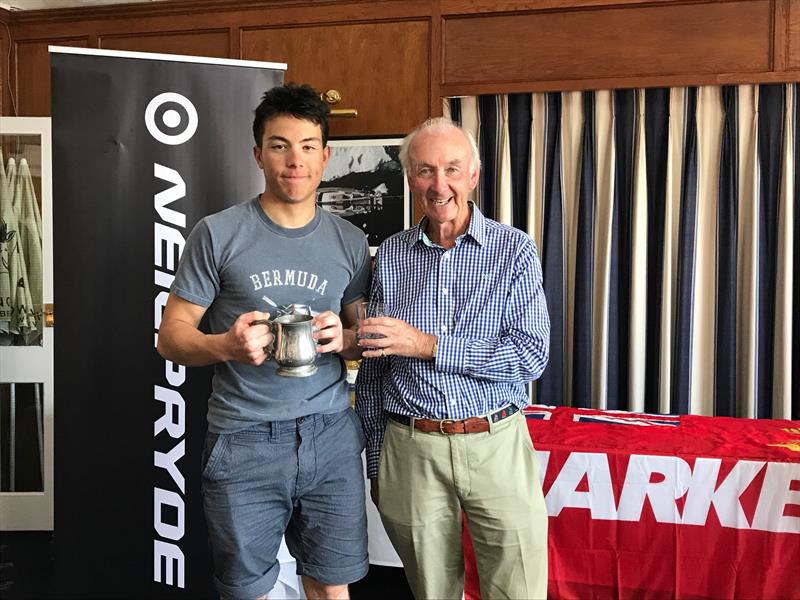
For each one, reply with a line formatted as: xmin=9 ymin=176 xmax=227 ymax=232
xmin=358 ymin=316 xmax=437 ymax=360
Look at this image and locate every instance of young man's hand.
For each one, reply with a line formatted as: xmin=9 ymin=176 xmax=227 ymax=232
xmin=223 ymin=311 xmax=273 ymax=365
xmin=312 ymin=310 xmax=344 ymax=354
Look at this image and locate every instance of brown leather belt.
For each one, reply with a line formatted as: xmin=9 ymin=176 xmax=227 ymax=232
xmin=387 ymin=404 xmax=519 ymax=435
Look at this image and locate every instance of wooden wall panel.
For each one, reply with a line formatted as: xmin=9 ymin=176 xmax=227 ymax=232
xmin=4 ymin=0 xmax=800 ymax=121
xmin=443 ymin=1 xmax=772 ymax=87
xmin=99 ymin=29 xmax=229 ymax=58
xmin=242 ymin=20 xmax=429 ymax=137
xmin=16 ymin=38 xmax=88 ymax=117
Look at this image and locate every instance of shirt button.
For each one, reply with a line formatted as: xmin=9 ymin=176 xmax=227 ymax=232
xmin=441 ymin=325 xmax=447 ymax=332
xmin=297 ymin=416 xmax=305 ymax=424
xmin=442 ymin=288 xmax=448 ymax=295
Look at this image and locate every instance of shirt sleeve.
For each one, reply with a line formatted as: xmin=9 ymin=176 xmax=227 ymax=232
xmin=354 ymin=251 xmax=390 ymax=479
xmin=170 ymin=218 xmax=218 ymax=308
xmin=435 ymin=238 xmax=550 ymax=383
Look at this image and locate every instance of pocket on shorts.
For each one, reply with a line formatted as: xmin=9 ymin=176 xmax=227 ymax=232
xmin=201 ymin=431 xmax=230 ymax=481
xmin=347 ymin=408 xmax=367 ymax=451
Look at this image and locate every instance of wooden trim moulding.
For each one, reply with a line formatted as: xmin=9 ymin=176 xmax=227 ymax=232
xmin=430 ymin=0 xmax=442 ymax=116
xmin=228 ymin=24 xmax=240 ymax=59
xmin=441 ymin=70 xmax=800 ymax=97
xmin=0 ymin=8 xmax=8 ymax=116
xmin=440 ymin=0 xmax=718 ymax=16
xmin=6 ymin=0 xmax=430 ymax=25
xmin=8 ymin=1 xmax=432 ymax=42
xmin=773 ymin=0 xmax=789 ymax=72
xmin=97 ymin=26 xmax=229 ymax=43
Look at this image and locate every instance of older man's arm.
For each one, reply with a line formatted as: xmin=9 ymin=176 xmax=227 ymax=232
xmin=354 ymin=355 xmax=389 ymax=481
xmin=354 ymin=270 xmax=390 ymax=481
xmin=359 ymin=239 xmax=549 ymax=383
xmin=435 ymin=241 xmax=550 ymax=382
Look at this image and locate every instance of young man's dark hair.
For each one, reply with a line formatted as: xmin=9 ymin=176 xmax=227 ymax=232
xmin=253 ymin=82 xmax=331 ymax=147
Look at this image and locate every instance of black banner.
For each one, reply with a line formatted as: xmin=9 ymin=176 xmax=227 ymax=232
xmin=50 ymin=47 xmax=283 ymax=598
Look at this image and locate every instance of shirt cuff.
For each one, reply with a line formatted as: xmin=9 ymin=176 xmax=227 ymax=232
xmin=366 ymin=445 xmax=382 ymax=479
xmin=434 ymin=335 xmax=468 ymax=374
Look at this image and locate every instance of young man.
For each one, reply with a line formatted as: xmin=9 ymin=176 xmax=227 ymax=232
xmin=158 ymin=83 xmax=370 ymax=600
xmin=355 ymin=117 xmax=550 ymax=599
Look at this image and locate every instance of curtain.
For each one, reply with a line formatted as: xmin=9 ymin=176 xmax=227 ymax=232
xmin=446 ymin=85 xmax=797 ymax=420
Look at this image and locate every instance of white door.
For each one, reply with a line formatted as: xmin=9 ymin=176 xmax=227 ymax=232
xmin=0 ymin=117 xmax=54 ymax=530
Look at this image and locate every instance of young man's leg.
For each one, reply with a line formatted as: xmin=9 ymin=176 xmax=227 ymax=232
xmin=301 ymin=575 xmax=349 ymax=599
xmin=286 ymin=408 xmax=369 ymax=597
xmin=201 ymin=423 xmax=299 ymax=600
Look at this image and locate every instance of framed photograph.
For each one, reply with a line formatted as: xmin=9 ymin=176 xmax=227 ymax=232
xmin=317 ymin=137 xmax=410 ymax=255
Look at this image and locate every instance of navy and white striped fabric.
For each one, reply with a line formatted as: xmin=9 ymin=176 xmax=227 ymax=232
xmin=447 ymin=85 xmax=798 ymax=420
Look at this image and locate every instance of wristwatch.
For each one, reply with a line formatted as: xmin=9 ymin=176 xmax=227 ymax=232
xmin=431 ymin=337 xmax=438 ymax=360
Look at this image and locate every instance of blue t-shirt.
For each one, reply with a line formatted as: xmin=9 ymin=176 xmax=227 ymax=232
xmin=172 ymin=197 xmax=371 ymax=432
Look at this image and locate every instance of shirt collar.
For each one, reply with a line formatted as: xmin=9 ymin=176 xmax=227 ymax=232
xmin=410 ymin=201 xmax=486 ymax=249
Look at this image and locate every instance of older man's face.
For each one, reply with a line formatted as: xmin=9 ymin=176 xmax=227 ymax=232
xmin=407 ymin=127 xmax=479 ymax=230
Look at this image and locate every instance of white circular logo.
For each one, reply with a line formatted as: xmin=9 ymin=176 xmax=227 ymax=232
xmin=162 ymin=109 xmax=182 ymax=128
xmin=145 ymin=92 xmax=198 ymax=146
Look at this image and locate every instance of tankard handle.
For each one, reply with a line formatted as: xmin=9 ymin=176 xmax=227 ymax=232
xmin=249 ymin=318 xmax=276 ymax=358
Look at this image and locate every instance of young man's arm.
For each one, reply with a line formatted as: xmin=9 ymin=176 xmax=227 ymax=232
xmin=157 ymin=293 xmax=273 ymax=367
xmin=311 ymin=299 xmax=363 ymax=361
xmin=338 ymin=299 xmax=363 ymax=360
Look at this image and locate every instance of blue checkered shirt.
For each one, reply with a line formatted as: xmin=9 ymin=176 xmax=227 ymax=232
xmin=355 ymin=205 xmax=550 ymax=478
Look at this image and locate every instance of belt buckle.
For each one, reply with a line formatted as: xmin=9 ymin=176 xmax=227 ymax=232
xmin=438 ymin=419 xmax=456 ymax=435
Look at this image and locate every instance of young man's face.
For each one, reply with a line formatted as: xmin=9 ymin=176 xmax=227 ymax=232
xmin=254 ymin=114 xmax=330 ymax=207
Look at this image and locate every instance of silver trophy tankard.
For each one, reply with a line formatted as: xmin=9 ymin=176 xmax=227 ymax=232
xmin=252 ymin=313 xmax=318 ymax=377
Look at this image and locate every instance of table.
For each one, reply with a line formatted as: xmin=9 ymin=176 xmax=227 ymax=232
xmin=463 ymin=406 xmax=800 ymax=599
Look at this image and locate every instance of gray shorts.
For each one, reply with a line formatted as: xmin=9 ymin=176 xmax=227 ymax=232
xmin=201 ymin=407 xmax=369 ymax=600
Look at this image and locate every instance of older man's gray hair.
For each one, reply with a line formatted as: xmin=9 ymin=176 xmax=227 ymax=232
xmin=399 ymin=117 xmax=482 ymax=175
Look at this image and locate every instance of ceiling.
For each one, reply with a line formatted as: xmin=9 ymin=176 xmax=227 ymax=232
xmin=1 ymin=0 xmax=168 ymax=10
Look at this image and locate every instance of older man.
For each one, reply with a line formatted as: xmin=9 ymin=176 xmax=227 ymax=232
xmin=355 ymin=117 xmax=550 ymax=599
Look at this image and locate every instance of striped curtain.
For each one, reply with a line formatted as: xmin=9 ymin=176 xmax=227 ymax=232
xmin=446 ymin=85 xmax=798 ymax=420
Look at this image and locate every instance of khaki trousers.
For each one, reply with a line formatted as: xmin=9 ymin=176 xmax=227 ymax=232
xmin=377 ymin=411 xmax=548 ymax=600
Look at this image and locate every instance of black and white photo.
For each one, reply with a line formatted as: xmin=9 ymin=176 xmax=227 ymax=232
xmin=317 ymin=138 xmax=409 ymax=254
